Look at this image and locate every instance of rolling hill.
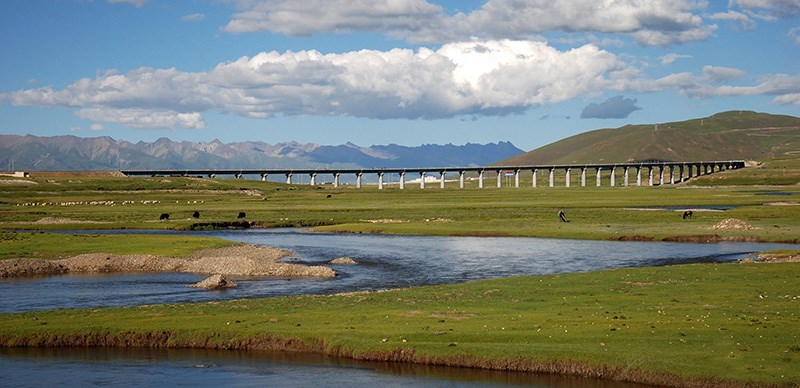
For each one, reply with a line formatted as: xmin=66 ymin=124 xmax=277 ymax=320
xmin=500 ymin=111 xmax=800 ymax=165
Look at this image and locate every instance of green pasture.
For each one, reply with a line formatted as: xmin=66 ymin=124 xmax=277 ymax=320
xmin=0 ymin=232 xmax=236 ymax=260
xmin=2 ymin=262 xmax=798 ymax=386
xmin=1 ymin=170 xmax=798 ymax=242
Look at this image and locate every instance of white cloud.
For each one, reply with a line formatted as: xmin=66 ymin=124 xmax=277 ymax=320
xmin=659 ymin=53 xmax=692 ymax=65
xmin=702 ymin=65 xmax=746 ymax=82
xmin=90 ymin=123 xmax=105 ymax=131
xmin=730 ymin=0 xmax=800 ymax=18
xmin=181 ymin=13 xmax=206 ymax=22
xmin=710 ymin=10 xmax=756 ymax=29
xmin=580 ymin=96 xmax=641 ymax=119
xmin=223 ymin=0 xmax=441 ymax=35
xmin=5 ymin=40 xmax=628 ymax=127
xmin=108 ymin=0 xmax=146 ymax=8
xmin=223 ymin=0 xmax=716 ymax=46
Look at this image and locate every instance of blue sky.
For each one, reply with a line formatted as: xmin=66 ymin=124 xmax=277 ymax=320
xmin=1 ymin=0 xmax=799 ymax=151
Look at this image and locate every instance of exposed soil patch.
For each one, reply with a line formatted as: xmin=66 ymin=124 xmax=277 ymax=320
xmin=32 ymin=217 xmax=105 ymax=224
xmin=0 ymin=244 xmax=335 ymax=279
xmin=711 ymin=218 xmax=755 ymax=231
xmin=756 ymin=252 xmax=800 ymax=263
xmin=330 ymin=257 xmax=357 ymax=264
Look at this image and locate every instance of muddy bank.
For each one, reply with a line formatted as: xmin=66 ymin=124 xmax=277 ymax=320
xmin=0 ymin=244 xmax=335 ymax=279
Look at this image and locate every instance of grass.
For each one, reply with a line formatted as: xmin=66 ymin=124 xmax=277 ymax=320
xmin=2 ymin=170 xmax=799 ymax=242
xmin=1 ymin=262 xmax=798 ymax=386
xmin=0 ymin=232 xmax=237 ymax=260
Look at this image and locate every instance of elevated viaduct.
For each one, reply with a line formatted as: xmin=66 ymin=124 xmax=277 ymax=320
xmin=121 ymin=160 xmax=745 ymax=189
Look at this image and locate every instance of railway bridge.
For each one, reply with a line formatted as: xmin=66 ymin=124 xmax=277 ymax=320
xmin=121 ymin=160 xmax=745 ymax=189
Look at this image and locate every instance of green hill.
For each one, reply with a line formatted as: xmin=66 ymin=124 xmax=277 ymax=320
xmin=502 ymin=111 xmax=800 ymax=165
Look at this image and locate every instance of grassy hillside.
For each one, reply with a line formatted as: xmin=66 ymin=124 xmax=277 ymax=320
xmin=502 ymin=111 xmax=800 ymax=165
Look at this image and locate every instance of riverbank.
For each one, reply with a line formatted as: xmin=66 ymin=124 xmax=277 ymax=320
xmin=2 ymin=261 xmax=798 ymax=386
xmin=0 ymin=244 xmax=335 ymax=279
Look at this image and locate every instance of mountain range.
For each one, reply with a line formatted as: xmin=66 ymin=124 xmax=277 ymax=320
xmin=0 ymin=135 xmax=524 ymax=171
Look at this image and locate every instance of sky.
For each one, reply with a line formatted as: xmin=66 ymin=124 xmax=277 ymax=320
xmin=1 ymin=0 xmax=799 ymax=151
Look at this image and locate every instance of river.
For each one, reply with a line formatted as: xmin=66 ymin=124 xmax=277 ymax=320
xmin=2 ymin=229 xmax=798 ymax=386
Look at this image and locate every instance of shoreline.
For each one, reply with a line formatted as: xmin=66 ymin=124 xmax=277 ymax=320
xmin=0 ymin=244 xmax=335 ymax=279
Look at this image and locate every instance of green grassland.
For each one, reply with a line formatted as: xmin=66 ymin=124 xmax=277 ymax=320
xmin=1 ymin=164 xmax=799 ymax=385
xmin=1 ymin=262 xmax=798 ymax=386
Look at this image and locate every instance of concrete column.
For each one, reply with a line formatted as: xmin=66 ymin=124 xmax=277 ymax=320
xmin=209 ymin=174 xmax=216 ymax=179
xmin=440 ymin=171 xmax=446 ymax=189
xmin=610 ymin=167 xmax=616 ymax=187
xmin=624 ymin=167 xmax=629 ymax=186
xmin=479 ymin=170 xmax=484 ymax=189
xmin=333 ymin=173 xmax=340 ymax=188
xmin=356 ymin=173 xmax=362 ymax=189
xmin=420 ymin=172 xmax=426 ymax=189
xmin=286 ymin=173 xmax=293 ymax=185
xmin=399 ymin=172 xmax=405 ymax=190
xmin=581 ymin=167 xmax=587 ymax=187
xmin=648 ymin=167 xmax=654 ymax=186
xmin=549 ymin=168 xmax=555 ymax=187
xmin=565 ymin=168 xmax=571 ymax=188
xmin=532 ymin=169 xmax=537 ymax=188
xmin=595 ymin=167 xmax=601 ymax=187
xmin=514 ymin=169 xmax=520 ymax=188
xmin=310 ymin=173 xmax=317 ymax=186
xmin=235 ymin=174 xmax=242 ymax=180
xmin=636 ymin=167 xmax=642 ymax=186
xmin=459 ymin=171 xmax=465 ymax=189
xmin=377 ymin=172 xmax=384 ymax=190
xmin=494 ymin=170 xmax=501 ymax=188
xmin=260 ymin=173 xmax=267 ymax=182
xmin=669 ymin=164 xmax=675 ymax=185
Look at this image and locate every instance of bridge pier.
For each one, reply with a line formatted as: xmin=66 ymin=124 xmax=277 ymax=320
xmin=595 ymin=167 xmax=601 ymax=187
xmin=459 ymin=171 xmax=465 ymax=189
xmin=399 ymin=172 xmax=405 ymax=189
xmin=581 ymin=167 xmax=587 ymax=187
xmin=531 ymin=169 xmax=537 ymax=188
xmin=478 ymin=170 xmax=484 ymax=189
xmin=333 ymin=173 xmax=340 ymax=188
xmin=636 ymin=166 xmax=642 ymax=186
xmin=260 ymin=173 xmax=266 ymax=182
xmin=310 ymin=173 xmax=317 ymax=186
xmin=565 ymin=168 xmax=571 ymax=187
xmin=514 ymin=169 xmax=520 ymax=188
xmin=377 ymin=172 xmax=384 ymax=190
xmin=440 ymin=171 xmax=446 ymax=189
xmin=623 ymin=167 xmax=629 ymax=186
xmin=356 ymin=172 xmax=363 ymax=189
xmin=208 ymin=173 xmax=216 ymax=179
xmin=549 ymin=168 xmax=555 ymax=187
xmin=496 ymin=170 xmax=502 ymax=189
xmin=420 ymin=172 xmax=426 ymax=189
xmin=648 ymin=166 xmax=654 ymax=186
xmin=286 ymin=173 xmax=293 ymax=185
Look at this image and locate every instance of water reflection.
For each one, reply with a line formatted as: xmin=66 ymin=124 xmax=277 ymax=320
xmin=0 ymin=347 xmax=652 ymax=388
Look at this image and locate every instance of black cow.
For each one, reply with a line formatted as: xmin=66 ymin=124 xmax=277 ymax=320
xmin=159 ymin=213 xmax=170 ymax=220
xmin=682 ymin=210 xmax=693 ymax=220
xmin=237 ymin=211 xmax=246 ymax=219
xmin=558 ymin=209 xmax=569 ymax=223
xmin=192 ymin=211 xmax=200 ymax=219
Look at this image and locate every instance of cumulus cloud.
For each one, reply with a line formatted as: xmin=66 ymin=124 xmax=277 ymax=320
xmin=223 ymin=0 xmax=715 ymax=46
xmin=580 ymin=96 xmax=641 ymax=119
xmin=710 ymin=10 xmax=756 ymax=29
xmin=4 ymin=40 xmax=629 ymax=128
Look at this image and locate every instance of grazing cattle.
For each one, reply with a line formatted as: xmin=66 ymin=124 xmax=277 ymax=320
xmin=159 ymin=213 xmax=169 ymax=220
xmin=682 ymin=210 xmax=693 ymax=220
xmin=558 ymin=209 xmax=569 ymax=223
xmin=192 ymin=211 xmax=200 ymax=219
xmin=237 ymin=211 xmax=246 ymax=219
xmin=326 ymin=194 xmax=332 ymax=198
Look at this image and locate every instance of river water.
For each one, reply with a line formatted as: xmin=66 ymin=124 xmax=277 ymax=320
xmin=2 ymin=229 xmax=798 ymax=386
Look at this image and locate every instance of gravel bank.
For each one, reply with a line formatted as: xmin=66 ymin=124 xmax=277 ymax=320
xmin=0 ymin=244 xmax=335 ymax=278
